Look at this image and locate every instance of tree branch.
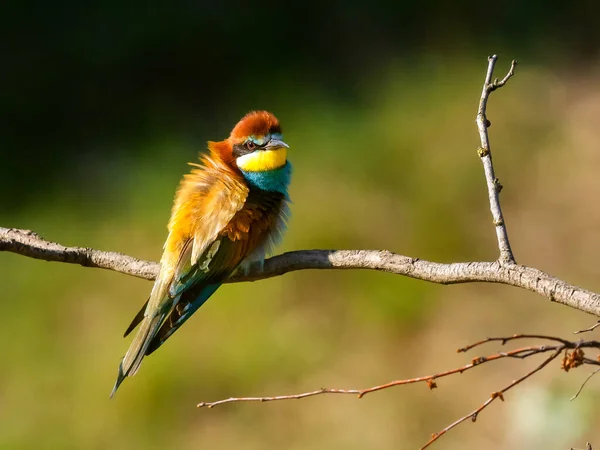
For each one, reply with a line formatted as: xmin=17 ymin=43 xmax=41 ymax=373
xmin=476 ymin=55 xmax=517 ymax=264
xmin=0 ymin=228 xmax=600 ymax=316
xmin=2 ymin=226 xmax=600 ymax=316
xmin=0 ymin=227 xmax=159 ymax=280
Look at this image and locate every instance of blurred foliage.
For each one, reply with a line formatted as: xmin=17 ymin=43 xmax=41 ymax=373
xmin=3 ymin=0 xmax=600 ymax=209
xmin=2 ymin=3 xmax=600 ymax=450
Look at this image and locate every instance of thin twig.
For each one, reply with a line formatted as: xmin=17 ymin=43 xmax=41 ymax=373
xmin=476 ymin=55 xmax=517 ymax=264
xmin=457 ymin=334 xmax=575 ymax=352
xmin=570 ymin=367 xmax=600 ymax=401
xmin=197 ymin=388 xmax=361 ymax=408
xmin=574 ymin=321 xmax=600 ymax=334
xmin=196 ymin=343 xmax=565 ymax=409
xmin=2 ymin=227 xmax=600 ymax=316
xmin=489 ymin=58 xmax=517 ymax=91
xmin=196 ymin=335 xmax=600 ymax=449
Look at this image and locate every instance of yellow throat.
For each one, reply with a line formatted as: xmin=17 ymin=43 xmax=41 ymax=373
xmin=236 ymin=148 xmax=287 ymax=172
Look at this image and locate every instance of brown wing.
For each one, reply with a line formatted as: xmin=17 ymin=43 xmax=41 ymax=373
xmin=144 ymin=189 xmax=288 ymax=355
xmin=115 ymin=156 xmax=250 ymax=390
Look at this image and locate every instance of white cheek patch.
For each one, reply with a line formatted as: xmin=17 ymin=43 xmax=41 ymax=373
xmin=236 ymin=149 xmax=287 ymax=172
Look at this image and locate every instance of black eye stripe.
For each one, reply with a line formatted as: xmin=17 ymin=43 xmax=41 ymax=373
xmin=232 ymin=142 xmax=255 ymax=158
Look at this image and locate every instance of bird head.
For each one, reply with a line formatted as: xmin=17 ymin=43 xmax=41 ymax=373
xmin=209 ymin=111 xmax=289 ymax=173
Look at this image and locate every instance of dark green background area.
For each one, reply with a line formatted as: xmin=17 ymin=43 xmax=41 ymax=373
xmin=1 ymin=3 xmax=600 ymax=449
xmin=2 ymin=1 xmax=599 ymax=208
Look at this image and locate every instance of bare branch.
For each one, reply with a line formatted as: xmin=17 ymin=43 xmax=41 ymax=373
xmin=196 ymin=334 xmax=600 ymax=449
xmin=570 ymin=367 xmax=600 ymax=401
xmin=574 ymin=321 xmax=600 ymax=334
xmin=195 ymin=345 xmax=545 ymax=409
xmin=0 ymin=227 xmax=159 ymax=280
xmin=476 ymin=55 xmax=517 ymax=264
xmin=457 ymin=334 xmax=576 ymax=351
xmin=2 ymin=227 xmax=600 ymax=316
xmin=197 ymin=388 xmax=361 ymax=408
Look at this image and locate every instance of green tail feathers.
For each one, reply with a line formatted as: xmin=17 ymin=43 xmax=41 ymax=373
xmin=110 ymin=314 xmax=164 ymax=398
xmin=111 ymin=283 xmax=222 ymax=397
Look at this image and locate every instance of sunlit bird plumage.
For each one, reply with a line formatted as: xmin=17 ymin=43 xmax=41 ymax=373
xmin=111 ymin=111 xmax=292 ymax=396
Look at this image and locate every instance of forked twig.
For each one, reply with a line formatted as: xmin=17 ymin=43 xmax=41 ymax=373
xmin=476 ymin=55 xmax=517 ymax=264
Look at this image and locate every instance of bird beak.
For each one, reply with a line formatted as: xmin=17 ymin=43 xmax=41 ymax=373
xmin=264 ymin=138 xmax=289 ymax=150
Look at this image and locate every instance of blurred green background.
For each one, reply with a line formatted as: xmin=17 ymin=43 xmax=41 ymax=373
xmin=2 ymin=2 xmax=600 ymax=449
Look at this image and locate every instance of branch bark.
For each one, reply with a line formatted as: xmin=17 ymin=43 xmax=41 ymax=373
xmin=476 ymin=55 xmax=517 ymax=264
xmin=0 ymin=227 xmax=158 ymax=280
xmin=2 ymin=227 xmax=600 ymax=316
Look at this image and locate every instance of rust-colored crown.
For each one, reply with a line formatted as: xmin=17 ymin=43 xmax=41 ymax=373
xmin=229 ymin=111 xmax=281 ymax=142
xmin=208 ymin=111 xmax=282 ymax=166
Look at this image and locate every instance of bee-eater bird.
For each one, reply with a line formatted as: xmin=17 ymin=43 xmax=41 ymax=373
xmin=111 ymin=111 xmax=291 ymax=396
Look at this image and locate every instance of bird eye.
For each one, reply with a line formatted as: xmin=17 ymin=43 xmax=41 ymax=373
xmin=245 ymin=141 xmax=256 ymax=150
